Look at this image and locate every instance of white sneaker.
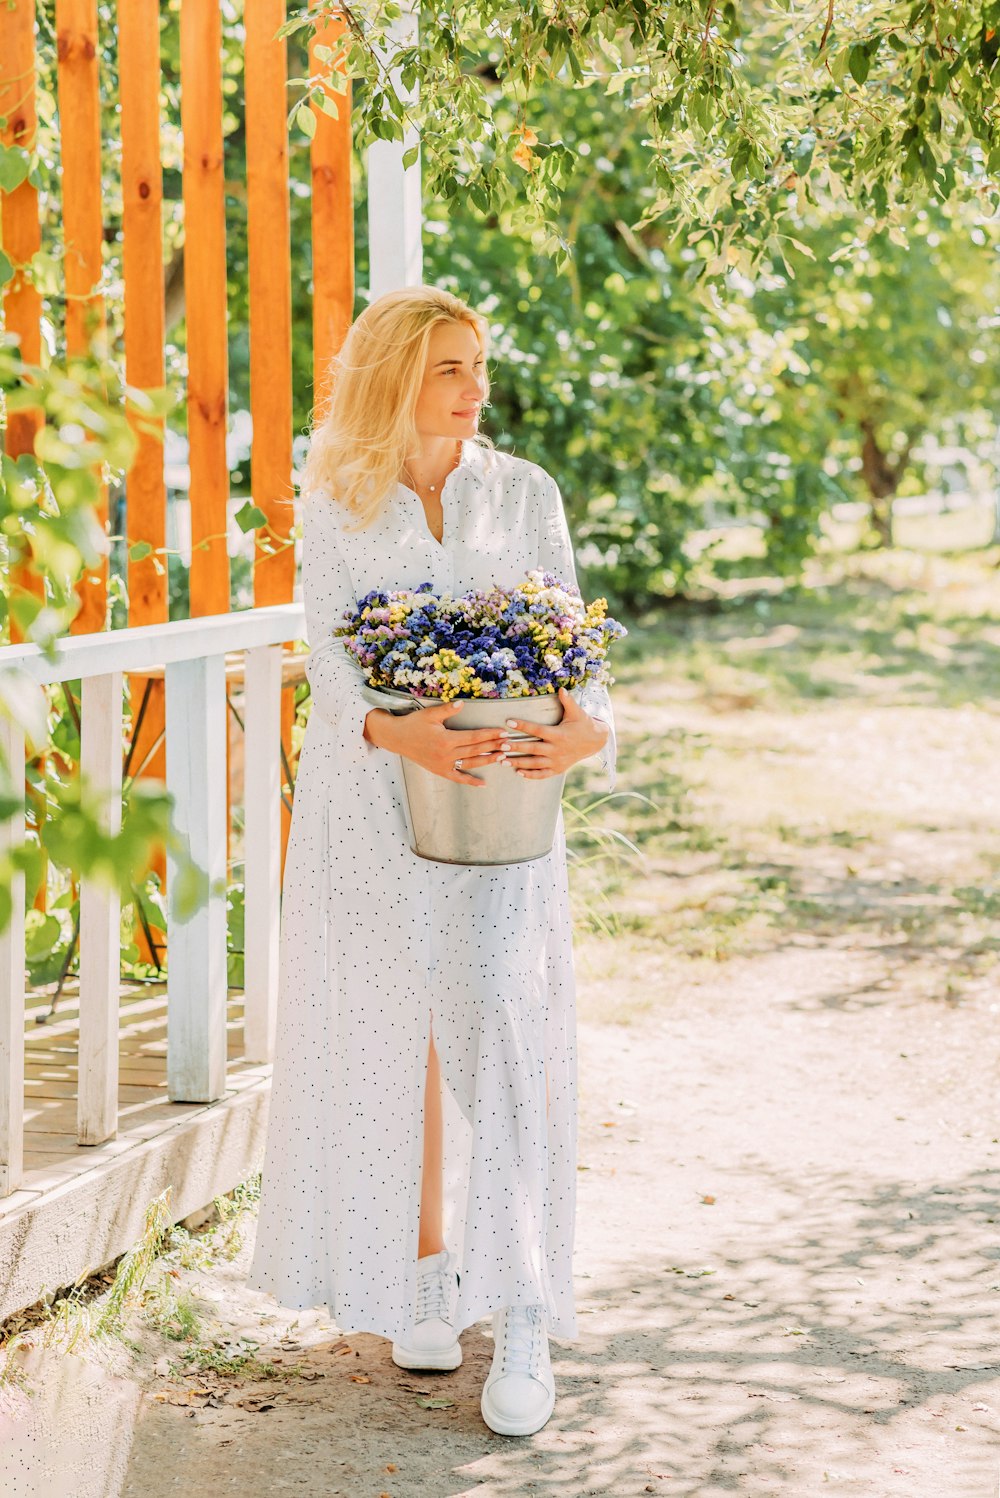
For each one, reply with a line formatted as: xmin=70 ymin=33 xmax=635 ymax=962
xmin=480 ymin=1303 xmax=556 ymax=1436
xmin=390 ymin=1248 xmax=462 ymax=1370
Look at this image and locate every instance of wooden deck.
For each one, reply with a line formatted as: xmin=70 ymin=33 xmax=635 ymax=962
xmin=0 ymin=979 xmax=271 ymax=1324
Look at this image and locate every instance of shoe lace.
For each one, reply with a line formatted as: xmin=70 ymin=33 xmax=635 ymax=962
xmin=499 ymin=1304 xmax=544 ymax=1375
xmin=415 ymin=1257 xmax=454 ymax=1324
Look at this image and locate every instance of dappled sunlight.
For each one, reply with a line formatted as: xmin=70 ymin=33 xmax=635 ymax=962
xmin=614 ymin=548 xmax=1000 ymax=713
xmin=570 ymin=554 xmax=1000 ymax=1017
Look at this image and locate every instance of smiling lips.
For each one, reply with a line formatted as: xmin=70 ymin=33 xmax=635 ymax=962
xmin=454 ymin=408 xmax=479 ymax=416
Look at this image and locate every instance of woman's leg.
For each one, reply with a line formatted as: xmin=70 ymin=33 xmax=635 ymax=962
xmin=396 ymin=1026 xmax=463 ymax=1370
xmin=418 ymin=1026 xmax=446 ymax=1258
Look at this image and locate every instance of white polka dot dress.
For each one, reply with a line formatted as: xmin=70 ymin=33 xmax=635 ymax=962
xmin=246 ymin=440 xmax=617 ymax=1344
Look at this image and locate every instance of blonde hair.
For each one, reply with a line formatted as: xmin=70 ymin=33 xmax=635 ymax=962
xmin=299 ymin=284 xmax=494 ymax=529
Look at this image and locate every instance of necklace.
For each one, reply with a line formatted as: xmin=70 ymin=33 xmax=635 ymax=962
xmin=403 ymin=440 xmax=462 ymax=494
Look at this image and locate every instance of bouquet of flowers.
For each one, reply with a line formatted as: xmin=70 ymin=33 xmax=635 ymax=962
xmin=335 ymin=569 xmax=627 ymax=702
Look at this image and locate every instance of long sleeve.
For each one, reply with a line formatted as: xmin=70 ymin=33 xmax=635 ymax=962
xmin=535 ymin=471 xmax=618 ymax=792
xmin=301 ymin=492 xmax=379 ymax=765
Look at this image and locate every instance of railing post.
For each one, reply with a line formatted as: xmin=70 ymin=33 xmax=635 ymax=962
xmin=0 ymin=715 xmax=26 ymax=1196
xmin=78 ymin=670 xmax=123 ymax=1145
xmin=242 ymin=644 xmax=282 ymax=1063
xmin=165 ymin=654 xmax=228 ymax=1102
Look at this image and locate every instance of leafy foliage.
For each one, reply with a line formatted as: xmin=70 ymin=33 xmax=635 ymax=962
xmin=287 ymin=1 xmax=1000 ymax=274
xmin=0 ymin=343 xmax=205 ymax=939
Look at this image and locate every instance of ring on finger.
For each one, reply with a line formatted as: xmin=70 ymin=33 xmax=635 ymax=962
xmin=454 ymin=759 xmax=463 ymax=771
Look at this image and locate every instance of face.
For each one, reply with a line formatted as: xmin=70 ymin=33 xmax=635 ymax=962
xmin=412 ymin=320 xmax=488 ymax=439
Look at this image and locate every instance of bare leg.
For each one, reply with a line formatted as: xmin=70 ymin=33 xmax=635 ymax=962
xmin=417 ymin=1031 xmax=552 ymax=1260
xmin=418 ymin=1026 xmax=446 ymax=1258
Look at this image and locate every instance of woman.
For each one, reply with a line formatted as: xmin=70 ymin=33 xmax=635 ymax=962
xmin=247 ymin=285 xmax=617 ymax=1438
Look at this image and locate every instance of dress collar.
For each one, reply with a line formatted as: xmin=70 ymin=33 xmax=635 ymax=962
xmin=456 ymin=438 xmax=490 ymax=487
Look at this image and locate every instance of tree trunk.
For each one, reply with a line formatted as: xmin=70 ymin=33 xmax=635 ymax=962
xmin=859 ymin=419 xmax=914 ymax=548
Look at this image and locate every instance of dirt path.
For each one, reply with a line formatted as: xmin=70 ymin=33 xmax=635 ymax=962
xmin=114 ymin=946 xmax=1000 ymax=1498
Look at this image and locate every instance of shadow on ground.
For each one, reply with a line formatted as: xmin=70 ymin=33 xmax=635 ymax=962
xmin=116 ymin=1158 xmax=1000 ymax=1498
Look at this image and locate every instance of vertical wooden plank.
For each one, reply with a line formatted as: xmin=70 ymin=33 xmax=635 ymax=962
xmin=180 ymin=0 xmax=230 ymax=619
xmin=56 ymin=0 xmax=109 ymax=636
xmin=118 ymin=0 xmax=168 ymax=965
xmin=242 ymin=645 xmax=282 ymax=1063
xmin=118 ymin=0 xmax=168 ymax=628
xmin=77 ymin=671 xmax=123 ymax=1146
xmin=164 ymin=655 xmax=228 ymax=1103
xmin=0 ymin=0 xmax=45 ymax=640
xmin=247 ymin=0 xmax=297 ymax=883
xmin=309 ymin=5 xmax=354 ymax=413
xmin=2 ymin=1 xmax=48 ymax=918
xmin=366 ymin=3 xmax=421 ymax=299
xmin=0 ymin=715 xmax=26 ymax=1197
xmin=302 ymin=6 xmax=354 ymax=888
xmin=246 ymin=0 xmax=294 ymax=606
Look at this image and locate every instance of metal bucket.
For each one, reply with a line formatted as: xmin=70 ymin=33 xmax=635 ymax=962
xmin=360 ymin=684 xmax=566 ymax=866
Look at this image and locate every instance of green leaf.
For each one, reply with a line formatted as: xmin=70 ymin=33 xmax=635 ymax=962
xmin=129 ymin=540 xmax=153 ymax=562
xmin=296 ymin=102 xmax=316 ymax=139
xmin=0 ymin=145 xmax=31 ymax=193
xmin=25 ymin=910 xmax=62 ymax=960
xmin=830 ymin=46 xmax=850 ymax=84
xmin=234 ymin=501 xmax=268 ymax=534
xmin=848 ymin=44 xmax=870 ymax=84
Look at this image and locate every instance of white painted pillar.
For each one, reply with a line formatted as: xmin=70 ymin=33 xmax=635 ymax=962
xmin=78 ymin=671 xmax=124 ymax=1145
xmin=242 ymin=644 xmax=283 ymax=1063
xmin=164 ymin=655 xmax=229 ymax=1103
xmin=0 ymin=714 xmax=25 ymax=1197
xmin=367 ymin=3 xmax=422 ymax=297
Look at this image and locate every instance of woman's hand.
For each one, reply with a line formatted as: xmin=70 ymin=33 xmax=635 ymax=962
xmin=501 ymin=688 xmax=610 ymax=780
xmin=364 ymin=702 xmax=508 ymax=786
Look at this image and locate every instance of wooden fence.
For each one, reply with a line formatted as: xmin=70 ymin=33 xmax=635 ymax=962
xmin=0 ymin=0 xmax=355 ymax=903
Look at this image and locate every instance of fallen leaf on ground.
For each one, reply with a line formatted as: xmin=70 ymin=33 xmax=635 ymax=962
xmin=416 ymin=1395 xmax=455 ymax=1408
xmin=350 ymin=1374 xmax=371 ymax=1383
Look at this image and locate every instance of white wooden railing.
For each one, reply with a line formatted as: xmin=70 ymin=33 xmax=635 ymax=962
xmin=0 ymin=602 xmax=306 ymax=1197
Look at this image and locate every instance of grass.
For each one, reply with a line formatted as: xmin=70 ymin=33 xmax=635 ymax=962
xmin=0 ymin=1173 xmax=267 ymax=1403
xmin=569 ymin=537 xmax=1000 ymax=1021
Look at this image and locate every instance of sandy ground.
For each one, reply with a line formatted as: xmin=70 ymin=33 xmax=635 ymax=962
xmin=112 ymin=946 xmax=1000 ymax=1498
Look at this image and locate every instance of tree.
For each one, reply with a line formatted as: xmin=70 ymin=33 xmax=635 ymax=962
xmin=289 ymin=1 xmax=1000 ymax=275
xmin=745 ymin=203 xmax=1000 ymax=544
